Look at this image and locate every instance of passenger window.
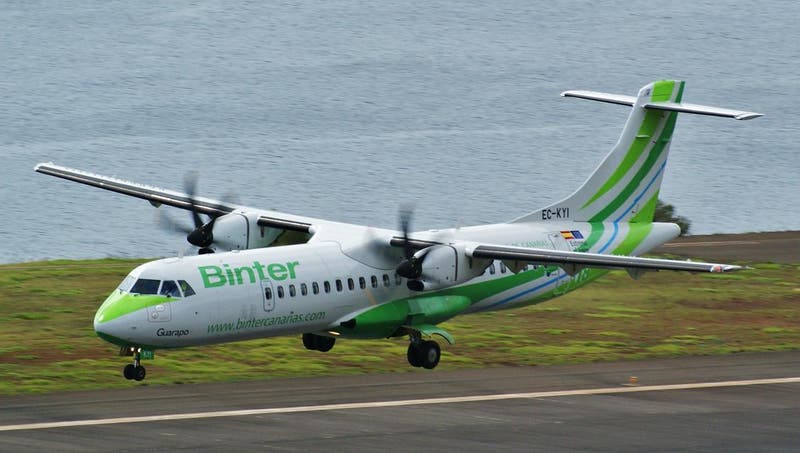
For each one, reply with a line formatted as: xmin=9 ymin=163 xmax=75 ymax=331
xmin=324 ymin=281 xmax=331 ymax=293
xmin=489 ymin=263 xmax=496 ymax=275
xmin=383 ymin=274 xmax=390 ymax=287
xmin=336 ymin=279 xmax=343 ymax=292
xmin=500 ymin=262 xmax=507 ymax=274
xmin=178 ymin=280 xmax=195 ymax=297
xmin=289 ymin=284 xmax=296 ymax=297
xmin=277 ymin=286 xmax=285 ymax=298
xmin=359 ymin=277 xmax=366 ymax=289
xmin=301 ymin=283 xmax=308 ymax=296
xmin=347 ymin=278 xmax=355 ymax=291
xmin=130 ymin=279 xmax=160 ymax=295
xmin=160 ymin=280 xmax=181 ymax=297
xmin=395 ymin=274 xmax=402 ymax=285
xmin=313 ymin=282 xmax=320 ymax=294
xmin=371 ymin=276 xmax=378 ymax=288
xmin=265 ymin=287 xmax=272 ymax=300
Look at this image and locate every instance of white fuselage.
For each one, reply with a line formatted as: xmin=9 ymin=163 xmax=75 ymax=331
xmin=94 ymin=221 xmax=679 ymax=349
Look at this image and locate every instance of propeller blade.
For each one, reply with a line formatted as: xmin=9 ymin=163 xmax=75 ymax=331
xmin=156 ymin=210 xmax=193 ymax=235
xmin=399 ymin=205 xmax=414 ymax=260
xmin=181 ymin=171 xmax=216 ymax=249
xmin=183 ymin=172 xmax=204 ymax=229
xmin=396 ymin=205 xmax=423 ymax=279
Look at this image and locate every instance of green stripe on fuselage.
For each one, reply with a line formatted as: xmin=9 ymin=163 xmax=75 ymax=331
xmin=94 ymin=291 xmax=176 ymax=324
xmin=611 ymin=223 xmax=653 ymax=256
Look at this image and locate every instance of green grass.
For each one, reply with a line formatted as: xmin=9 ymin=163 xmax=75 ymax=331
xmin=0 ymin=258 xmax=798 ymax=394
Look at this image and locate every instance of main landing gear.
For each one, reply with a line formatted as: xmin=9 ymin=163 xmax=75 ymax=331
xmin=122 ymin=348 xmax=146 ymax=381
xmin=302 ymin=333 xmax=336 ymax=352
xmin=406 ymin=332 xmax=441 ymax=369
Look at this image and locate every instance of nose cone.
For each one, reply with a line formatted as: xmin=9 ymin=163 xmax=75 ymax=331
xmin=94 ymin=291 xmax=136 ymax=346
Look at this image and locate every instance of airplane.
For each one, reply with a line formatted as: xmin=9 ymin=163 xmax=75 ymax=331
xmin=35 ymin=80 xmax=761 ymax=381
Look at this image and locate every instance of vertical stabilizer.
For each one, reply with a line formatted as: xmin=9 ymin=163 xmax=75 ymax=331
xmin=513 ymin=80 xmax=685 ymax=224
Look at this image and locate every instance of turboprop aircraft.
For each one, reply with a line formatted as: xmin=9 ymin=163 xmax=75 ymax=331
xmin=36 ymin=80 xmax=761 ymax=381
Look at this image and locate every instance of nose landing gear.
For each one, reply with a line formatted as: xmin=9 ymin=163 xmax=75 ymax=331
xmin=121 ymin=347 xmax=147 ymax=381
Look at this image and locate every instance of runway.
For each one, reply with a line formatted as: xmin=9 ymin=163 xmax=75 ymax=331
xmin=654 ymin=230 xmax=799 ymax=264
xmin=2 ymin=351 xmax=799 ymax=452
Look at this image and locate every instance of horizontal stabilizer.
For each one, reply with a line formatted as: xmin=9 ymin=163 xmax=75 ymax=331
xmin=561 ymin=90 xmax=637 ymax=106
xmin=642 ymin=101 xmax=762 ymax=120
xmin=561 ymin=90 xmax=762 ymax=120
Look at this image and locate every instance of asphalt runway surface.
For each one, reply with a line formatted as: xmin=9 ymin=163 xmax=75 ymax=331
xmin=2 ymin=351 xmax=800 ymax=452
xmin=654 ymin=230 xmax=799 ymax=264
xmin=1 ymin=232 xmax=797 ymax=452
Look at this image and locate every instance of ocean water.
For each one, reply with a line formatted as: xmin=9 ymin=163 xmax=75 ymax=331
xmin=1 ymin=0 xmax=798 ymax=264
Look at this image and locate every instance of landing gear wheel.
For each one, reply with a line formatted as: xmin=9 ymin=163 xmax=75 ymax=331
xmin=420 ymin=340 xmax=441 ymax=370
xmin=407 ymin=343 xmax=423 ymax=368
xmin=123 ymin=364 xmax=146 ymax=381
xmin=316 ymin=336 xmax=335 ymax=352
xmin=302 ymin=333 xmax=336 ymax=352
xmin=302 ymin=333 xmax=316 ymax=350
xmin=122 ymin=348 xmax=147 ymax=381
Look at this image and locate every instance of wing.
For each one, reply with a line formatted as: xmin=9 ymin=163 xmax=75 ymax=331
xmin=34 ymin=162 xmax=317 ymax=232
xmin=465 ymin=243 xmax=744 ymax=274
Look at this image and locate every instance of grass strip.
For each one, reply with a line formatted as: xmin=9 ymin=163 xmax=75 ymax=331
xmin=0 ymin=258 xmax=798 ymax=394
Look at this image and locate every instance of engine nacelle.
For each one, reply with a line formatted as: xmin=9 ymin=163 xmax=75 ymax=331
xmin=206 ymin=212 xmax=281 ymax=251
xmin=407 ymin=243 xmax=489 ymax=291
xmin=205 ymin=211 xmax=313 ymax=252
xmin=209 ymin=213 xmax=251 ymax=251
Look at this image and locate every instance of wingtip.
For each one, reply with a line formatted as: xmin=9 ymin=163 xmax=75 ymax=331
xmin=714 ymin=264 xmax=749 ymax=273
xmin=734 ymin=112 xmax=764 ymax=120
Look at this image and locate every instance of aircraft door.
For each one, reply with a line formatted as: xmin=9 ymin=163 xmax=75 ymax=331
xmin=260 ymin=279 xmax=276 ymax=312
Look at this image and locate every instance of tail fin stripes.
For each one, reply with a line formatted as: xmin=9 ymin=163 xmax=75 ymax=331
xmin=512 ymin=80 xmax=761 ymax=226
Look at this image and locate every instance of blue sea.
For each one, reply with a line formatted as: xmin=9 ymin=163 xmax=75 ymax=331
xmin=1 ymin=0 xmax=798 ymax=263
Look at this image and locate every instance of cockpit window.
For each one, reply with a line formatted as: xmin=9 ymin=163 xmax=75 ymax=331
xmin=160 ymin=280 xmax=181 ymax=297
xmin=179 ymin=280 xmax=196 ymax=297
xmin=118 ymin=275 xmax=136 ymax=292
xmin=130 ymin=278 xmax=161 ymax=295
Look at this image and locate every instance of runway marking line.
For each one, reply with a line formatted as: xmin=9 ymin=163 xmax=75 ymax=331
xmin=2 ymin=376 xmax=799 ymax=432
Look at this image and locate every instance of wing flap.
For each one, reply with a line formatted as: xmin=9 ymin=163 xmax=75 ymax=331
xmin=257 ymin=216 xmax=313 ymax=233
xmin=468 ymin=244 xmax=743 ymax=273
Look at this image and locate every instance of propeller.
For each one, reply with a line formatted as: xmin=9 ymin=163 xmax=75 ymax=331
xmin=396 ymin=206 xmax=423 ymax=279
xmin=156 ymin=172 xmax=218 ymax=254
xmin=183 ymin=172 xmax=215 ymax=250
